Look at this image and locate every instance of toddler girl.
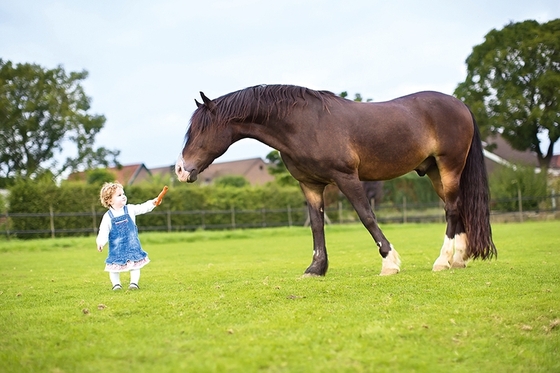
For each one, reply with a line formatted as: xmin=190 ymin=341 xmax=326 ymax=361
xmin=96 ymin=182 xmax=159 ymax=290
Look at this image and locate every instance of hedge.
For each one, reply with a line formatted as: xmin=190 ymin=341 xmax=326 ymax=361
xmin=6 ymin=181 xmax=307 ymax=238
xmin=4 ymin=173 xmax=444 ymax=238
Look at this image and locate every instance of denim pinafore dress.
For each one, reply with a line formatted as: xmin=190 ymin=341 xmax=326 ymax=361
xmin=104 ymin=206 xmax=150 ymax=272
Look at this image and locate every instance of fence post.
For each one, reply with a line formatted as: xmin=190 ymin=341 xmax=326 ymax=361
xmin=49 ymin=204 xmax=55 ymax=238
xmin=167 ymin=209 xmax=172 ymax=232
xmin=338 ymin=201 xmax=343 ymax=224
xmin=287 ymin=205 xmax=292 ymax=227
xmin=201 ymin=210 xmax=206 ymax=229
xmin=231 ymin=206 xmax=236 ymax=229
xmin=402 ymin=196 xmax=407 ymax=224
xmin=92 ymin=204 xmax=97 ymax=234
xmin=517 ymin=187 xmax=523 ymax=223
xmin=4 ymin=211 xmax=10 ymax=239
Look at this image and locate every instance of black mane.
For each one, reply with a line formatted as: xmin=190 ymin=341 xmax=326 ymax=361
xmin=187 ymin=84 xmax=341 ymax=139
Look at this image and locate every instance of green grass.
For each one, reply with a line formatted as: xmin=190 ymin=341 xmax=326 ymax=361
xmin=0 ymin=222 xmax=559 ymax=372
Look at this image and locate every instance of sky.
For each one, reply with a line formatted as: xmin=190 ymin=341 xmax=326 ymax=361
xmin=1 ymin=0 xmax=559 ymax=170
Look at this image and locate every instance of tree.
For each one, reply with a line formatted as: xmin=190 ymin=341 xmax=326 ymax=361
xmin=454 ymin=19 xmax=560 ymax=171
xmin=0 ymin=59 xmax=120 ymax=184
xmin=339 ymin=91 xmax=373 ymax=102
xmin=85 ymin=168 xmax=117 ymax=186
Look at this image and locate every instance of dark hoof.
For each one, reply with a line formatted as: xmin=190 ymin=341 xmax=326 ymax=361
xmin=301 ymin=272 xmax=322 ymax=278
xmin=304 ymin=262 xmax=328 ymax=277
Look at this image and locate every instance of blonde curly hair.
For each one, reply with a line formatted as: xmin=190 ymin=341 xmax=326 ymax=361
xmin=99 ymin=181 xmax=124 ymax=208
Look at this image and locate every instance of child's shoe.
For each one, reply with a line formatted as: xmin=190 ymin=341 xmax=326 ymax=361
xmin=112 ymin=284 xmax=123 ymax=291
xmin=128 ymin=283 xmax=139 ymax=290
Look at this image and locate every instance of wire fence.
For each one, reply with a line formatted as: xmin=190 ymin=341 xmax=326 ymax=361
xmin=1 ymin=194 xmax=558 ymax=239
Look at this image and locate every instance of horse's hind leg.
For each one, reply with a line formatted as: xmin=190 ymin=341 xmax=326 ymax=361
xmin=450 ymin=220 xmax=468 ymax=268
xmin=433 ymin=238 xmax=453 ymax=271
xmin=426 ymin=166 xmax=466 ymax=271
xmin=433 ymin=221 xmax=468 ymax=270
xmin=435 ymin=212 xmax=465 ymax=271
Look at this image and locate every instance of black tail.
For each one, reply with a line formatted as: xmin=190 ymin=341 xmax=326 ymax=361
xmin=459 ymin=113 xmax=497 ymax=260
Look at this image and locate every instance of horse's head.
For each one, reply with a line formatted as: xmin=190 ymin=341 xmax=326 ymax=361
xmin=175 ymin=92 xmax=234 ymax=183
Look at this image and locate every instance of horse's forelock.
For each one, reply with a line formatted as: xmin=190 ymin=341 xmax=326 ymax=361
xmin=186 ymin=105 xmax=213 ymax=143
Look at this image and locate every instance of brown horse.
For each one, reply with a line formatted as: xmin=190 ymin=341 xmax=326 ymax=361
xmin=175 ymin=84 xmax=496 ymax=276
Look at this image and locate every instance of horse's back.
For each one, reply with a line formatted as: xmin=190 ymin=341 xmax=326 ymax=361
xmin=338 ymin=91 xmax=474 ymax=181
xmin=386 ymin=91 xmax=472 ymax=121
xmin=364 ymin=91 xmax=474 ymax=147
xmin=390 ymin=90 xmax=474 ymax=146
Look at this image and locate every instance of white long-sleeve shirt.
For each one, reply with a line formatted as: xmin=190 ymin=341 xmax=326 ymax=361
xmin=96 ymin=200 xmax=156 ymax=248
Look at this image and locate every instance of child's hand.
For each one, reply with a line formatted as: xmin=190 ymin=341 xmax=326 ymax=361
xmin=155 ymin=185 xmax=168 ymax=206
xmin=97 ymin=245 xmax=104 ymax=252
xmin=152 ymin=198 xmax=158 ymax=206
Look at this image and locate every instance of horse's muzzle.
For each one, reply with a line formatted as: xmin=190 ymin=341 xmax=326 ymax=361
xmin=175 ymin=158 xmax=198 ymax=183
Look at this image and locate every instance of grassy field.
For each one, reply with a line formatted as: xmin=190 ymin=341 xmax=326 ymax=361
xmin=0 ymin=221 xmax=558 ymax=372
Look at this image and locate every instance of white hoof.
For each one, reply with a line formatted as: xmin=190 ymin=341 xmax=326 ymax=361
xmin=451 ymin=233 xmax=468 ymax=269
xmin=450 ymin=260 xmax=467 ymax=269
xmin=433 ymin=235 xmax=454 ymax=271
xmin=380 ymin=267 xmax=399 ymax=276
xmin=432 ymin=264 xmax=450 ymax=271
xmin=380 ymin=247 xmax=401 ymax=276
xmin=432 ymin=256 xmax=450 ymax=271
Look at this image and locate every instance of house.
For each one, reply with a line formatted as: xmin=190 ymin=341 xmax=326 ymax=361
xmin=67 ymin=158 xmax=275 ymax=186
xmin=483 ymin=134 xmax=560 ymax=176
xmin=549 ymin=154 xmax=560 ymax=177
xmin=67 ymin=163 xmax=152 ymax=185
xmin=136 ymin=165 xmax=176 ymax=185
xmin=551 ymin=155 xmax=560 ymax=169
xmin=140 ymin=158 xmax=274 ymax=186
xmin=197 ymin=157 xmax=274 ymax=185
xmin=483 ymin=134 xmax=538 ymax=174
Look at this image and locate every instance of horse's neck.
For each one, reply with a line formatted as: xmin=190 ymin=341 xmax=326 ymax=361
xmin=231 ymin=117 xmax=294 ymax=155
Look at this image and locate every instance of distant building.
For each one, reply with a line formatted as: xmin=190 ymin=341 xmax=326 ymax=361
xmin=551 ymin=154 xmax=560 ymax=167
xmin=483 ymin=134 xmax=560 ymax=176
xmin=144 ymin=157 xmax=274 ymax=186
xmin=138 ymin=165 xmax=176 ymax=185
xmin=67 ymin=158 xmax=275 ymax=186
xmin=198 ymin=157 xmax=274 ymax=185
xmin=67 ymin=163 xmax=152 ymax=185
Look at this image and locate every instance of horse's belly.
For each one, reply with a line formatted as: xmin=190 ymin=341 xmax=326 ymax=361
xmin=357 ymin=152 xmax=431 ymax=181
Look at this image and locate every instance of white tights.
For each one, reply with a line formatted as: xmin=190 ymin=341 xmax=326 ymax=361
xmin=109 ymin=269 xmax=141 ymax=286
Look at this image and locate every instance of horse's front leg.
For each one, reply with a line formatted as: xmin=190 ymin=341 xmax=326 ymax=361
xmin=299 ymin=182 xmax=329 ymax=276
xmin=336 ymin=176 xmax=401 ymax=275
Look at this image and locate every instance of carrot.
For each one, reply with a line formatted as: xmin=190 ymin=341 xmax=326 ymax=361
xmin=155 ymin=185 xmax=168 ymax=206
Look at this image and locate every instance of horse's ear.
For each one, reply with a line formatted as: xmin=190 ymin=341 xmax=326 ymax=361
xmin=200 ymin=92 xmax=216 ymax=112
xmin=195 ymin=99 xmax=202 ymax=108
